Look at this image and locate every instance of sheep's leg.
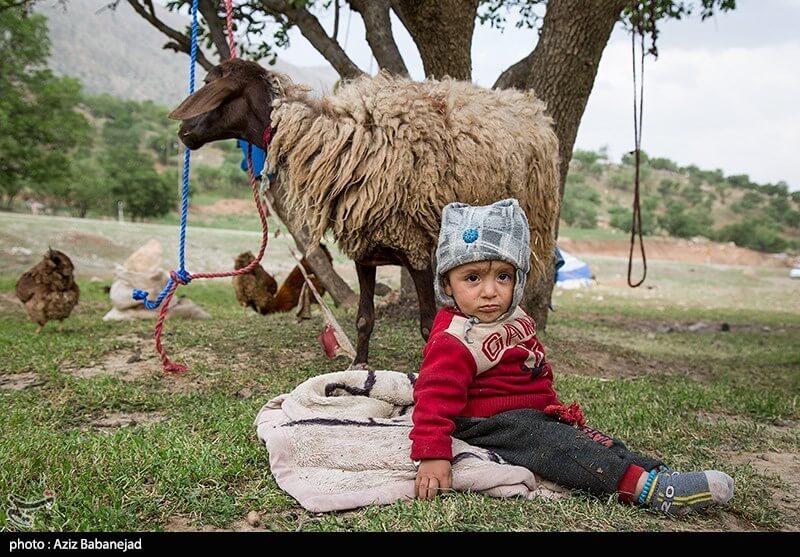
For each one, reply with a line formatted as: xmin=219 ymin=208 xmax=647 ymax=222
xmin=406 ymin=264 xmax=436 ymax=340
xmin=354 ymin=262 xmax=376 ymax=365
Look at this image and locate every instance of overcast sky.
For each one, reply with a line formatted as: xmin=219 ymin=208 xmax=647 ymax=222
xmin=269 ymin=0 xmax=799 ymax=191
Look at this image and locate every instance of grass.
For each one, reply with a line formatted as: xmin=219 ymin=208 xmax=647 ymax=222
xmin=1 ymin=215 xmax=799 ymax=532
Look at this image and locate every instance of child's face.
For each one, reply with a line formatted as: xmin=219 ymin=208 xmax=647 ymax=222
xmin=443 ymin=260 xmax=516 ymax=322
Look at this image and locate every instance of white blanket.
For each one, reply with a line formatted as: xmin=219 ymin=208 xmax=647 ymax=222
xmin=254 ymin=369 xmax=564 ymax=512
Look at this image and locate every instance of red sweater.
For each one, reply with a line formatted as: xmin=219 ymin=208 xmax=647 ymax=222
xmin=409 ymin=306 xmax=560 ymax=461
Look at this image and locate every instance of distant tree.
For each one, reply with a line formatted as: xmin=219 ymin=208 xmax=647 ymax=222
xmin=622 ymin=150 xmax=650 ymax=166
xmin=762 ymin=181 xmax=790 ymax=198
xmin=560 ymin=181 xmax=599 ymax=228
xmin=714 ymin=181 xmax=729 ymax=204
xmin=683 ymin=184 xmax=704 ymax=205
xmin=658 ymin=200 xmax=713 ymax=238
xmin=648 ymin=157 xmax=679 ymax=172
xmin=716 ymin=219 xmax=787 ymax=253
xmin=727 ymin=174 xmax=754 ymax=190
xmin=572 ymin=149 xmax=600 ymax=166
xmin=608 ymin=205 xmax=632 ymax=232
xmin=738 ymin=191 xmax=763 ymax=211
xmin=609 ymin=196 xmax=658 ymax=234
xmin=46 ymin=158 xmax=111 ymax=218
xmin=105 ymin=149 xmax=177 ymax=220
xmin=658 ymin=177 xmax=679 ymax=197
xmin=783 ymin=209 xmax=800 ymax=229
xmin=0 ymin=7 xmax=90 ymax=209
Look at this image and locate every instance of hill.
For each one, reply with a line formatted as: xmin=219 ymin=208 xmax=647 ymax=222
xmin=35 ymin=0 xmax=338 ymax=107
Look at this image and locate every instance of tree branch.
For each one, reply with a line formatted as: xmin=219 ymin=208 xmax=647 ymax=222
xmin=493 ymin=50 xmax=534 ymax=90
xmin=198 ymin=0 xmax=230 ymax=61
xmin=125 ymin=0 xmax=214 ymax=70
xmin=259 ymin=0 xmax=363 ymax=80
xmin=348 ymin=0 xmax=408 ymax=76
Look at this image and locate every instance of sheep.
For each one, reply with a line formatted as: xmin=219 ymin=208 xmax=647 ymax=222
xmin=169 ymin=58 xmax=561 ymax=365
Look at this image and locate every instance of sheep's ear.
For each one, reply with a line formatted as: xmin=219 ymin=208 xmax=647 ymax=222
xmin=169 ymin=79 xmax=236 ymax=120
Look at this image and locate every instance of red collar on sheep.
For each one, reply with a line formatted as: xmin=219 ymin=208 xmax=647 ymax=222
xmin=263 ymin=125 xmax=276 ymax=147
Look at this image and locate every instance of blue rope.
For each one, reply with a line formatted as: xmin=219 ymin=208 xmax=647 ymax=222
xmin=132 ymin=0 xmax=200 ymax=310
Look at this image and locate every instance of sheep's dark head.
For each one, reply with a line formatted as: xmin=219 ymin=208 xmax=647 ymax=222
xmin=169 ymin=59 xmax=280 ymax=150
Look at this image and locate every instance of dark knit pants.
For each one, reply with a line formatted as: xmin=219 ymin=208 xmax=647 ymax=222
xmin=453 ymin=408 xmax=663 ymax=495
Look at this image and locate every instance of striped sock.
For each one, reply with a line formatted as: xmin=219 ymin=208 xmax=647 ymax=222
xmin=640 ymin=470 xmax=734 ymax=515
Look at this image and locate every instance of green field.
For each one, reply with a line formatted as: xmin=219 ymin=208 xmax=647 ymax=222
xmin=1 ymin=213 xmax=798 ymax=531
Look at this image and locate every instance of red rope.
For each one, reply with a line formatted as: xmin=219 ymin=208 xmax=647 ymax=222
xmin=223 ymin=0 xmax=238 ymax=59
xmin=153 ymin=153 xmax=268 ymax=373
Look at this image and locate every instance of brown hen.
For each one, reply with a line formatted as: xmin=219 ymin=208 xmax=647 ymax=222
xmin=232 ymin=251 xmax=279 ymax=314
xmin=15 ymin=249 xmax=80 ymax=333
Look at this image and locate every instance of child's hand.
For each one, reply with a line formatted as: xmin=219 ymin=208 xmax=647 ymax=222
xmin=415 ymin=459 xmax=452 ymax=500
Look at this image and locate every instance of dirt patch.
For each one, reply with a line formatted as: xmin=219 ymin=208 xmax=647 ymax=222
xmin=0 ymin=293 xmax=24 ymax=313
xmin=727 ymin=451 xmax=800 ymax=531
xmin=90 ymin=411 xmax=166 ymax=429
xmin=559 ymin=237 xmax=790 ymax=268
xmin=192 ymin=198 xmax=255 ymax=216
xmin=548 ymin=336 xmax=683 ymax=380
xmin=696 ymin=412 xmax=799 ymax=437
xmin=575 ymin=313 xmax=799 ymax=334
xmin=0 ymin=372 xmax=45 ymax=391
xmin=66 ymin=349 xmax=161 ymax=382
xmin=60 ymin=230 xmax=116 ymax=248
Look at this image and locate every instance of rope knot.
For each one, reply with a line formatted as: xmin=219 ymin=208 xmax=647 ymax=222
xmin=131 ymin=289 xmax=149 ymax=302
xmin=172 ymin=269 xmax=192 ymax=285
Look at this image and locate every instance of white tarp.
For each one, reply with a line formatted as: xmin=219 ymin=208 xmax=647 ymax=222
xmin=556 ymin=249 xmax=593 ymax=289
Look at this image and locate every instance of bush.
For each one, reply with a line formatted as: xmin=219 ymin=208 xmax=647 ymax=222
xmin=608 ymin=169 xmax=634 ymax=191
xmin=561 ymin=183 xmax=600 ymax=229
xmin=621 ymin=150 xmax=649 ymax=166
xmin=608 ymin=205 xmax=631 ymax=232
xmin=608 ymin=198 xmax=657 ymax=235
xmin=727 ymin=174 xmax=755 ymax=190
xmin=658 ymin=200 xmax=713 ymax=238
xmin=658 ymin=178 xmax=679 ymax=197
xmin=648 ymin=157 xmax=679 ymax=172
xmin=715 ymin=219 xmax=788 ymax=253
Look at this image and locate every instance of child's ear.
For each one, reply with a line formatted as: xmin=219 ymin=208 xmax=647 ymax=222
xmin=442 ymin=276 xmax=453 ymax=297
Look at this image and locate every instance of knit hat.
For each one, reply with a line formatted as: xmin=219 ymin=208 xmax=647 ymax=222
xmin=435 ymin=198 xmax=531 ymax=316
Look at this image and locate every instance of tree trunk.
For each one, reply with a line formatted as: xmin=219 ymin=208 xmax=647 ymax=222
xmin=268 ymin=180 xmax=358 ymax=308
xmin=521 ymin=0 xmax=628 ymax=330
xmin=393 ymin=0 xmax=478 ymax=80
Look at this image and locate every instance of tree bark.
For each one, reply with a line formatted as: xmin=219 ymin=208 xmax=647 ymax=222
xmin=268 ymin=180 xmax=358 ymax=308
xmin=349 ymin=0 xmax=408 ymax=76
xmin=260 ymin=0 xmax=364 ymax=80
xmin=198 ymin=0 xmax=231 ymax=60
xmin=493 ymin=51 xmax=533 ymax=91
xmin=521 ymin=0 xmax=628 ymax=330
xmin=393 ymin=0 xmax=478 ymax=80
